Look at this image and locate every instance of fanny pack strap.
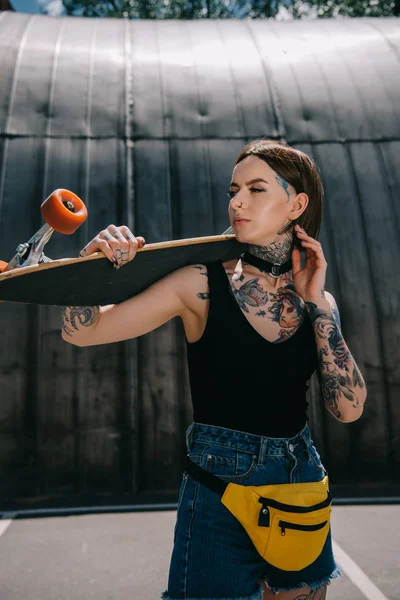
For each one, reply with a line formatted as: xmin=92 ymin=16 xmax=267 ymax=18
xmin=185 ymin=455 xmax=227 ymax=496
xmin=185 ymin=455 xmax=332 ymax=508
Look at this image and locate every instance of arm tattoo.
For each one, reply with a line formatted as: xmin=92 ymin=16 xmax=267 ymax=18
xmin=192 ymin=264 xmax=208 ymax=276
xmin=306 ymin=301 xmax=365 ymax=420
xmin=197 ymin=292 xmax=210 ymax=300
xmin=292 ymin=587 xmax=327 ymax=599
xmin=61 ymin=306 xmax=100 ymax=337
xmin=193 ymin=264 xmax=210 ymax=301
xmin=331 ymin=303 xmax=342 ymax=332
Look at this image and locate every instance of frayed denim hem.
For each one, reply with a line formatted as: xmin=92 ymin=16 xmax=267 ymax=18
xmin=161 ymin=586 xmax=263 ymax=600
xmin=262 ymin=565 xmax=342 ymax=596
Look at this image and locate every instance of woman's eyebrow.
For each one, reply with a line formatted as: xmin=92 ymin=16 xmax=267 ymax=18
xmin=229 ymin=178 xmax=269 ymax=188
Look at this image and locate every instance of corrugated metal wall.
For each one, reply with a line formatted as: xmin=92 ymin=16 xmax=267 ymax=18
xmin=0 ymin=12 xmax=399 ymax=509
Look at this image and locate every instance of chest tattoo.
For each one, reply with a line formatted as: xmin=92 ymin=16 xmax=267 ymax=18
xmin=229 ymin=272 xmax=305 ymax=341
xmin=231 ymin=278 xmax=269 ymax=313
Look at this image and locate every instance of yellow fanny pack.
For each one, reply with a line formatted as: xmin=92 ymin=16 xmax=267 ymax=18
xmin=185 ymin=457 xmax=332 ymax=572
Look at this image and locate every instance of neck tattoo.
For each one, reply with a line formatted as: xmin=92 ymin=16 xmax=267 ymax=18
xmin=248 ymin=232 xmax=293 ymax=266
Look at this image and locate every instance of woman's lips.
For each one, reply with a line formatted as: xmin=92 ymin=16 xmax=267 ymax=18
xmin=233 ymin=219 xmax=250 ymax=224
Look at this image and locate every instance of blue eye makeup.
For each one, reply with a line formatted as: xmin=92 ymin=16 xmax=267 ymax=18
xmin=227 ymin=187 xmax=264 ymax=199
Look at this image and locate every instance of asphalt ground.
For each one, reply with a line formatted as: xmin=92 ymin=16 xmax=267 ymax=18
xmin=0 ymin=505 xmax=398 ymax=600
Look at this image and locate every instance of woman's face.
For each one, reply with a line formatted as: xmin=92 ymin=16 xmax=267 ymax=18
xmin=228 ymin=155 xmax=308 ymax=246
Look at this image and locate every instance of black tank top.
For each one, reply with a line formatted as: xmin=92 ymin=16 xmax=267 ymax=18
xmin=185 ymin=260 xmax=319 ymax=437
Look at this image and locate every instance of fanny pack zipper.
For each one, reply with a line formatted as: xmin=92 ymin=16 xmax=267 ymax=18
xmin=258 ymin=492 xmax=332 ymax=513
xmin=279 ymin=519 xmax=328 ymax=536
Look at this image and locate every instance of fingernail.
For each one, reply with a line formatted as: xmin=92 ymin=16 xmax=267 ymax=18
xmin=141 ymin=238 xmax=146 ymax=246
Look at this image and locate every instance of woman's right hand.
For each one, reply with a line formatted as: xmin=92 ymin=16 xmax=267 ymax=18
xmin=79 ymin=225 xmax=146 ymax=269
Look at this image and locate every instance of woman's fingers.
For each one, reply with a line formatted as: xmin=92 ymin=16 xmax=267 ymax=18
xmin=80 ymin=235 xmax=115 ymax=262
xmin=105 ymin=225 xmax=132 ymax=267
xmin=79 ymin=225 xmax=146 ymax=268
xmin=298 ymin=240 xmax=327 ymax=267
xmin=295 ymin=227 xmax=326 ymax=261
xmin=119 ymin=227 xmax=146 ymax=263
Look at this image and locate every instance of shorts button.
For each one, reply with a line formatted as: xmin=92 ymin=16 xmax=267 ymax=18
xmin=288 ymin=444 xmax=294 ymax=452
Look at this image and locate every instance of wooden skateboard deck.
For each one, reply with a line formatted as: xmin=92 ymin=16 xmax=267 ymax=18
xmin=0 ymin=235 xmax=245 ymax=306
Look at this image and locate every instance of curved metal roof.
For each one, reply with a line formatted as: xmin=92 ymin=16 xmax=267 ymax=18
xmin=0 ymin=12 xmax=399 ymax=504
xmin=1 ymin=14 xmax=400 ymax=141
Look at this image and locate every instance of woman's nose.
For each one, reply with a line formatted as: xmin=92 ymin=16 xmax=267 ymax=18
xmin=230 ymin=194 xmax=244 ymax=210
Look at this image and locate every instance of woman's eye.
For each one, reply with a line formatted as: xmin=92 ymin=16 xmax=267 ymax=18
xmin=227 ymin=188 xmax=264 ymax=199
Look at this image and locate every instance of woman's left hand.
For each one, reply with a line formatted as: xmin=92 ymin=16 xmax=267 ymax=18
xmin=291 ymin=224 xmax=327 ymax=303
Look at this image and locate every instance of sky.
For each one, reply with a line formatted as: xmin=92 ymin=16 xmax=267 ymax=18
xmin=10 ymin=0 xmax=65 ymax=15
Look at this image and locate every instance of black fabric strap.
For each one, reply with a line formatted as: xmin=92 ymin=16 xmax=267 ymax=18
xmin=241 ymin=251 xmax=292 ymax=277
xmin=185 ymin=456 xmax=331 ymax=513
xmin=185 ymin=456 xmax=228 ymax=496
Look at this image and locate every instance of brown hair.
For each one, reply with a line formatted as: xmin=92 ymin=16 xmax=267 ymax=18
xmin=234 ymin=139 xmax=324 ymax=252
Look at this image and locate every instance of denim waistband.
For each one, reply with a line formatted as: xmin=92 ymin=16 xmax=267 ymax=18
xmin=186 ymin=421 xmax=315 ymax=463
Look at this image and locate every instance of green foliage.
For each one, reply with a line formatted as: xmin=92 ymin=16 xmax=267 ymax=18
xmin=61 ymin=0 xmax=398 ymax=19
xmin=302 ymin=0 xmax=395 ymax=17
xmin=62 ymin=0 xmax=233 ymax=18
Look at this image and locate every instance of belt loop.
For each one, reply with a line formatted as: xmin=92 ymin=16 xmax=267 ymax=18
xmin=186 ymin=422 xmax=195 ymax=454
xmin=257 ymin=437 xmax=268 ymax=466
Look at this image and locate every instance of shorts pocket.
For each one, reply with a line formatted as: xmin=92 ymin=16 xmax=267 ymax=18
xmin=190 ymin=443 xmax=258 ymax=482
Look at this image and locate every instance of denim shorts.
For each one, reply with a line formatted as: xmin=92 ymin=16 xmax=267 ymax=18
xmin=161 ymin=421 xmax=341 ymax=599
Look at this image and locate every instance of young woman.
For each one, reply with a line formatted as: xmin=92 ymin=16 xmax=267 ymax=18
xmin=62 ymin=139 xmax=367 ymax=600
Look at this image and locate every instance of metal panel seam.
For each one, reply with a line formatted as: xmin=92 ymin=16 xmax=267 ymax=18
xmin=41 ymin=17 xmax=66 ymax=198
xmin=215 ymin=20 xmax=245 ymax=138
xmin=245 ymin=20 xmax=286 ymax=143
xmin=366 ymin=19 xmax=400 ymax=65
xmin=124 ymin=18 xmax=139 ymax=495
xmin=345 ymin=141 xmax=394 ymax=480
xmin=0 ymin=15 xmax=35 ymax=217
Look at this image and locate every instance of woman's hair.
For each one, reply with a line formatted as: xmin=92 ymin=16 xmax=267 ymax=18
xmin=234 ymin=139 xmax=324 ymax=251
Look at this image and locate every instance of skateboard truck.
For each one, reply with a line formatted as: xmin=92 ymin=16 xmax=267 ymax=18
xmin=4 ymin=222 xmax=58 ymax=272
xmin=0 ymin=190 xmax=87 ymax=274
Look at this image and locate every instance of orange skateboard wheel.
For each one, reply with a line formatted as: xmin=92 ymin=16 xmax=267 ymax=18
xmin=41 ymin=189 xmax=88 ymax=235
xmin=0 ymin=261 xmax=8 ymax=301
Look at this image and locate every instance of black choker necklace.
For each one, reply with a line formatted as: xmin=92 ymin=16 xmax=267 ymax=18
xmin=241 ymin=251 xmax=292 ymax=278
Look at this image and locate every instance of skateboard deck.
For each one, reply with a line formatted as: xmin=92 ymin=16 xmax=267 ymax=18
xmin=0 ymin=235 xmax=245 ymax=306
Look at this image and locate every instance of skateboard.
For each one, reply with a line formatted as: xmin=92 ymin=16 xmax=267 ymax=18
xmin=0 ymin=190 xmax=245 ymax=306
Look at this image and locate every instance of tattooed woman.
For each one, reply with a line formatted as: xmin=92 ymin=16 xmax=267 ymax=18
xmin=61 ymin=140 xmax=367 ymax=600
